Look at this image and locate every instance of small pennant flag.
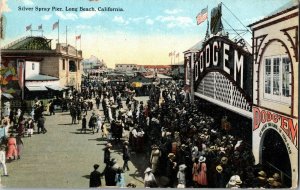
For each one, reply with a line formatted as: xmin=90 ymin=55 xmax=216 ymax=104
xmin=196 ymin=7 xmax=208 ymax=25
xmin=53 ymin=21 xmax=59 ymax=30
xmin=76 ymin=35 xmax=81 ymax=40
xmin=26 ymin=24 xmax=32 ymax=31
xmin=38 ymin=24 xmax=42 ymax=30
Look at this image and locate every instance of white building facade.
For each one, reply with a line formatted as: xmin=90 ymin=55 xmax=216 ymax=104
xmin=249 ymin=2 xmax=298 ymax=188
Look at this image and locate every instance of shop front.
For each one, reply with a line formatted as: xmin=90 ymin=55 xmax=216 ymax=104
xmin=249 ymin=2 xmax=298 ymax=188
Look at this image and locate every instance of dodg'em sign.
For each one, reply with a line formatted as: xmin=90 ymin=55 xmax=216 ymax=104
xmin=191 ymin=36 xmax=253 ymax=99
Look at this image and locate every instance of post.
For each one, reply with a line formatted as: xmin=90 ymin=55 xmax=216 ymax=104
xmin=66 ymin=25 xmax=68 ymax=45
xmin=58 ymin=20 xmax=60 ymax=43
xmin=190 ymin=52 xmax=195 ymax=103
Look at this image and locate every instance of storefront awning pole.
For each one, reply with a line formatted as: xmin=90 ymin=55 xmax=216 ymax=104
xmin=190 ymin=51 xmax=195 ymax=103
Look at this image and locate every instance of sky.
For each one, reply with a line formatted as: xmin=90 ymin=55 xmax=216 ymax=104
xmin=0 ymin=0 xmax=293 ymax=68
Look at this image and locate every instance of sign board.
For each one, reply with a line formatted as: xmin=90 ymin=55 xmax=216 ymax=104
xmin=190 ymin=36 xmax=253 ymax=99
xmin=253 ymin=106 xmax=298 ymax=150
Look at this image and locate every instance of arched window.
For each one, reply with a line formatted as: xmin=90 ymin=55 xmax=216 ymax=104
xmin=69 ymin=60 xmax=77 ymax=72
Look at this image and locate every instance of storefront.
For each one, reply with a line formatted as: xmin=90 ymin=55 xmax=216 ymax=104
xmin=249 ymin=2 xmax=298 ymax=188
xmin=184 ymin=35 xmax=253 ymax=144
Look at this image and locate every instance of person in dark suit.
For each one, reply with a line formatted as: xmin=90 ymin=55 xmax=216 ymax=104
xmin=89 ymin=164 xmax=102 ymax=188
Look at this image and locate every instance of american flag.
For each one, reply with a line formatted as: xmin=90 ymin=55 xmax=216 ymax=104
xmin=196 ymin=7 xmax=208 ymax=25
xmin=38 ymin=24 xmax=42 ymax=30
xmin=53 ymin=21 xmax=59 ymax=30
xmin=26 ymin=24 xmax=31 ymax=31
xmin=76 ymin=35 xmax=81 ymax=40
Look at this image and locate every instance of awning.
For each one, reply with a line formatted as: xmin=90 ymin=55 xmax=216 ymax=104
xmin=2 ymin=93 xmax=14 ymax=99
xmin=26 ymin=85 xmax=48 ymax=91
xmin=46 ymin=85 xmax=64 ymax=91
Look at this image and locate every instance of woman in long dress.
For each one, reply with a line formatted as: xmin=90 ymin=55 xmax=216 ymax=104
xmin=198 ymin=156 xmax=208 ymax=187
xmin=6 ymin=134 xmax=17 ymax=161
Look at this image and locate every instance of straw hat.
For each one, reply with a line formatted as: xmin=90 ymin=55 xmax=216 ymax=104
xmin=144 ymin=167 xmax=152 ymax=173
xmin=216 ymin=165 xmax=223 ymax=173
xmin=267 ymin=177 xmax=275 ymax=185
xmin=123 ymin=141 xmax=129 ymax=145
xmin=199 ymin=156 xmax=206 ymax=162
xmin=220 ymin=157 xmax=228 ymax=165
xmin=152 ymin=144 xmax=159 ymax=149
xmin=234 ymin=175 xmax=242 ymax=185
xmin=228 ymin=175 xmax=237 ymax=186
xmin=258 ymin=170 xmax=267 ymax=180
xmin=106 ymin=143 xmax=112 ymax=148
xmin=273 ymin=173 xmax=280 ymax=181
xmin=168 ymin=153 xmax=175 ymax=159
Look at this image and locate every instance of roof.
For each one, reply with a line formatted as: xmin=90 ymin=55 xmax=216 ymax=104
xmin=26 ymin=74 xmax=59 ymax=81
xmin=26 ymin=85 xmax=48 ymax=91
xmin=2 ymin=93 xmax=14 ymax=99
xmin=146 ymin=74 xmax=173 ymax=79
xmin=46 ymin=85 xmax=64 ymax=91
xmin=2 ymin=36 xmax=52 ymax=50
xmin=141 ymin=65 xmax=172 ymax=69
xmin=184 ymin=40 xmax=204 ymax=53
xmin=248 ymin=0 xmax=298 ymax=27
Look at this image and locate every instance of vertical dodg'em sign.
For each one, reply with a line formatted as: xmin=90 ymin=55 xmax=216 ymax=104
xmin=193 ymin=36 xmax=253 ymax=100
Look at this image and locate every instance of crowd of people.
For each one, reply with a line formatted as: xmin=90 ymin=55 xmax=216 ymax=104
xmin=86 ymin=79 xmax=284 ymax=188
xmin=0 ymin=77 xmax=284 ymax=188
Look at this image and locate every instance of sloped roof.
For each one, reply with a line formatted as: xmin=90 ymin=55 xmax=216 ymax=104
xmin=184 ymin=40 xmax=204 ymax=53
xmin=248 ymin=0 xmax=298 ymax=27
xmin=26 ymin=74 xmax=58 ymax=81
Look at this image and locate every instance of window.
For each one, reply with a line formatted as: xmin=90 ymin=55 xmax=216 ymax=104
xmin=32 ymin=63 xmax=35 ymax=70
xmin=63 ymin=59 xmax=65 ymax=70
xmin=69 ymin=60 xmax=77 ymax=72
xmin=264 ymin=55 xmax=291 ymax=103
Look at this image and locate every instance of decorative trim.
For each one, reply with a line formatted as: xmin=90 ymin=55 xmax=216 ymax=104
xmin=256 ymin=38 xmax=294 ymax=116
xmin=281 ymin=26 xmax=299 ymax=62
xmin=194 ymin=69 xmax=252 ymax=104
xmin=251 ymin=12 xmax=298 ymax=31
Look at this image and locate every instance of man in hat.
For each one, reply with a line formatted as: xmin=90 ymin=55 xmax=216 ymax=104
xmin=144 ymin=167 xmax=157 ymax=188
xmin=215 ymin=165 xmax=225 ymax=188
xmin=103 ymin=143 xmax=112 ymax=165
xmin=89 ymin=164 xmax=102 ymax=187
xmin=150 ymin=144 xmax=161 ymax=174
xmin=166 ymin=153 xmax=177 ymax=187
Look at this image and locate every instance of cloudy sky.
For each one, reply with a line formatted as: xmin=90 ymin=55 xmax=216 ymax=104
xmin=1 ymin=0 xmax=291 ymax=68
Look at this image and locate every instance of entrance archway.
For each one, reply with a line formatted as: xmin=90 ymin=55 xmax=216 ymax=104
xmin=261 ymin=129 xmax=291 ymax=187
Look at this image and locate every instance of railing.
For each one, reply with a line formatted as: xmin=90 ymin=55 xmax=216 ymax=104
xmin=56 ymin=43 xmax=82 ymax=58
xmin=1 ymin=36 xmax=28 ymax=49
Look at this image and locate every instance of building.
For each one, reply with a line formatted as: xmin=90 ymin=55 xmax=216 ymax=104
xmin=184 ymin=33 xmax=253 ymax=142
xmin=115 ymin=63 xmax=137 ymax=71
xmin=249 ymin=1 xmax=298 ymax=188
xmin=1 ymin=36 xmax=83 ymax=101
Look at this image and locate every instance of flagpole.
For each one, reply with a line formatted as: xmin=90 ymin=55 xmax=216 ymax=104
xmin=80 ymin=34 xmax=81 ymax=50
xmin=58 ymin=20 xmax=60 ymax=44
xmin=66 ymin=25 xmax=68 ymax=45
